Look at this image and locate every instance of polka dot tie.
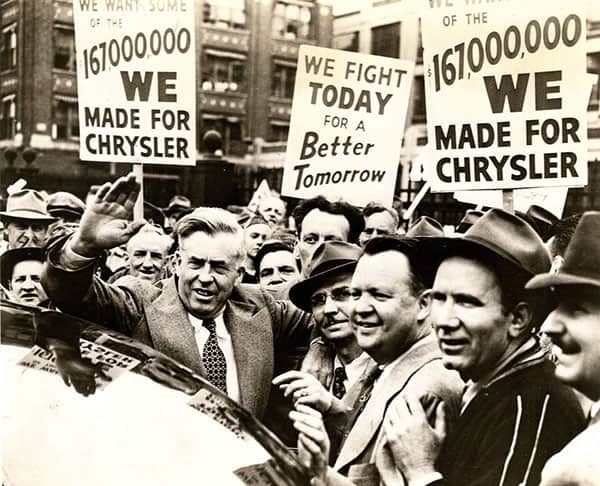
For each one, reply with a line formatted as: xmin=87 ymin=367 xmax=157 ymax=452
xmin=202 ymin=319 xmax=228 ymax=394
xmin=332 ymin=366 xmax=347 ymax=399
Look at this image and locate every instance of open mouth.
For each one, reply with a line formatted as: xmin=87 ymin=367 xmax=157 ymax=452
xmin=438 ymin=337 xmax=469 ymax=353
xmin=354 ymin=320 xmax=379 ymax=330
xmin=323 ymin=319 xmax=348 ymax=330
xmin=193 ymin=288 xmax=214 ymax=301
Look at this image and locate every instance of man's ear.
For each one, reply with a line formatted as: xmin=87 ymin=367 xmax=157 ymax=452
xmin=507 ymin=302 xmax=533 ymax=339
xmin=416 ymin=289 xmax=432 ymax=322
xmin=173 ymin=251 xmax=181 ymax=277
xmin=234 ymin=264 xmax=244 ymax=286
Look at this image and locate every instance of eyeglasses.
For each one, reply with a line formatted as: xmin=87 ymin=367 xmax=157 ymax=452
xmin=310 ymin=287 xmax=353 ymax=308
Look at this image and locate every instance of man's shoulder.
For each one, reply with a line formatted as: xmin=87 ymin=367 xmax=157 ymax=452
xmin=112 ymin=275 xmax=166 ymax=302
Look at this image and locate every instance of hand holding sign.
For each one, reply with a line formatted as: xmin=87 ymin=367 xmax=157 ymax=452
xmin=71 ymin=173 xmax=145 ymax=257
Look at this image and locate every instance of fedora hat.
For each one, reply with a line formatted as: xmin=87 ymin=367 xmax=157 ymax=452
xmin=1 ymin=247 xmax=45 ymax=288
xmin=0 ymin=190 xmax=56 ymax=222
xmin=47 ymin=191 xmax=85 ymax=218
xmin=525 ymin=205 xmax=559 ymax=241
xmin=406 ymin=216 xmax=444 ymax=237
xmin=423 ymin=208 xmax=551 ymax=278
xmin=456 ymin=209 xmax=484 ymax=234
xmin=164 ymin=195 xmax=191 ymax=216
xmin=527 ymin=211 xmax=600 ymax=289
xmin=289 ymin=241 xmax=361 ymax=312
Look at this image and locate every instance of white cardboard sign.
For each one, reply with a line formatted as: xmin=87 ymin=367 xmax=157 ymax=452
xmin=282 ymin=46 xmax=414 ymax=206
xmin=73 ymin=0 xmax=196 ymax=166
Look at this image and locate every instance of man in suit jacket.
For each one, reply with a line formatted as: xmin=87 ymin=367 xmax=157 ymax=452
xmin=42 ymin=174 xmax=311 ymax=419
xmin=527 ymin=211 xmax=600 ymax=485
xmin=292 ymin=236 xmax=463 ymax=486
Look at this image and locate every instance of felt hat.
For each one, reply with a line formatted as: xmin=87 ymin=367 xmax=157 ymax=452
xmin=164 ymin=195 xmax=191 ymax=216
xmin=289 ymin=241 xmax=361 ymax=312
xmin=406 ymin=216 xmax=444 ymax=237
xmin=0 ymin=190 xmax=56 ymax=222
xmin=527 ymin=211 xmax=600 ymax=289
xmin=1 ymin=247 xmax=45 ymax=288
xmin=456 ymin=209 xmax=485 ymax=234
xmin=47 ymin=191 xmax=85 ymax=218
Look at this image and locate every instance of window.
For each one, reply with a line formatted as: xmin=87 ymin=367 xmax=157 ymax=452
xmin=52 ymin=99 xmax=79 ymax=140
xmin=412 ymin=75 xmax=426 ymax=123
xmin=201 ymin=116 xmax=245 ymax=156
xmin=0 ymin=24 xmax=17 ymax=71
xmin=272 ymin=62 xmax=296 ymax=99
xmin=0 ymin=96 xmax=15 ymax=140
xmin=269 ymin=123 xmax=289 ymax=142
xmin=203 ymin=0 xmax=246 ymax=29
xmin=588 ymin=52 xmax=600 ymax=112
xmin=334 ymin=32 xmax=359 ymax=52
xmin=371 ymin=22 xmax=400 ymax=58
xmin=54 ymin=26 xmax=76 ymax=71
xmin=201 ymin=52 xmax=246 ymax=93
xmin=272 ymin=1 xmax=312 ymax=40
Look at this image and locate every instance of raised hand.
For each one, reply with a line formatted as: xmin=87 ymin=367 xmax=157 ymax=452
xmin=291 ymin=404 xmax=330 ymax=486
xmin=71 ymin=173 xmax=145 ymax=257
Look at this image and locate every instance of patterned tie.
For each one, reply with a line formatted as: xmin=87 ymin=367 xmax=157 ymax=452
xmin=202 ymin=319 xmax=228 ymax=394
xmin=332 ymin=366 xmax=347 ymax=399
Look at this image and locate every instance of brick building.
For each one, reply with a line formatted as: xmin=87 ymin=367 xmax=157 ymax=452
xmin=0 ymin=0 xmax=333 ymax=208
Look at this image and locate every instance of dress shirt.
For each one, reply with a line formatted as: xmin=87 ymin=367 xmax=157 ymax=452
xmin=332 ymin=352 xmax=371 ymax=393
xmin=188 ymin=312 xmax=240 ymax=403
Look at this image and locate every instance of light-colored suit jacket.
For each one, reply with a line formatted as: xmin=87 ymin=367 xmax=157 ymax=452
xmin=540 ymin=418 xmax=600 ymax=486
xmin=331 ymin=334 xmax=463 ymax=486
xmin=43 ymin=245 xmax=312 ymax=419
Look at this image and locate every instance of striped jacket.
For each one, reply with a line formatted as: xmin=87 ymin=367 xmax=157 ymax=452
xmin=436 ymin=346 xmax=585 ymax=486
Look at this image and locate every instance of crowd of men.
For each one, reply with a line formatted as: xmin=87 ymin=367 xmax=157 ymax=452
xmin=1 ymin=174 xmax=599 ymax=486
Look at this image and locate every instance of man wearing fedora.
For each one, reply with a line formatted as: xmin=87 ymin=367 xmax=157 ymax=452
xmin=47 ymin=192 xmax=86 ymax=225
xmin=526 ymin=211 xmax=600 ymax=485
xmin=0 ymin=189 xmax=56 ymax=252
xmin=1 ymin=247 xmax=49 ymax=307
xmin=274 ymin=242 xmax=374 ymax=427
xmin=383 ymin=209 xmax=585 ymax=486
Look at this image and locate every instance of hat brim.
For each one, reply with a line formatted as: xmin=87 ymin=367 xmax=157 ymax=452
xmin=526 ymin=272 xmax=600 ymax=290
xmin=289 ymin=260 xmax=357 ymax=313
xmin=0 ymin=211 xmax=56 ymax=222
xmin=0 ymin=247 xmax=45 ymax=287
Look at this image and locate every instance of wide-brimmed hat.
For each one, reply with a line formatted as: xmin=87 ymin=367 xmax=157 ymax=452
xmin=164 ymin=195 xmax=191 ymax=216
xmin=289 ymin=241 xmax=361 ymax=312
xmin=422 ymin=208 xmax=551 ymax=279
xmin=456 ymin=209 xmax=485 ymax=234
xmin=525 ymin=205 xmax=560 ymax=242
xmin=527 ymin=211 xmax=600 ymax=289
xmin=1 ymin=247 xmax=45 ymax=288
xmin=0 ymin=190 xmax=56 ymax=222
xmin=47 ymin=191 xmax=85 ymax=218
xmin=406 ymin=216 xmax=444 ymax=237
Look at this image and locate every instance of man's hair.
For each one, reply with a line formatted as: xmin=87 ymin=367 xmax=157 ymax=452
xmin=292 ymin=196 xmax=364 ymax=243
xmin=127 ymin=224 xmax=172 ymax=254
xmin=175 ymin=207 xmax=245 ymax=264
xmin=362 ymin=202 xmax=400 ymax=229
xmin=363 ymin=236 xmax=431 ymax=298
xmin=548 ymin=213 xmax=583 ymax=258
xmin=254 ymin=239 xmax=298 ymax=272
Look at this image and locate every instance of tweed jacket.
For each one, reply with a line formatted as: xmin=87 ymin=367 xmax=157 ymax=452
xmin=42 ymin=243 xmax=312 ymax=419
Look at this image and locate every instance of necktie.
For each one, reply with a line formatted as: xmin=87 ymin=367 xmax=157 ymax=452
xmin=202 ymin=319 xmax=228 ymax=394
xmin=332 ymin=366 xmax=347 ymax=399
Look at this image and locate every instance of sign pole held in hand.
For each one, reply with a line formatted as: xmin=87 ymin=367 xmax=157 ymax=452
xmin=133 ymin=164 xmax=144 ymax=221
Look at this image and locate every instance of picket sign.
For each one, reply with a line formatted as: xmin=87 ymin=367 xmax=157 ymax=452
xmin=133 ymin=164 xmax=144 ymax=221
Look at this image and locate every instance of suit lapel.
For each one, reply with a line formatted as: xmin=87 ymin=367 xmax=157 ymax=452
xmin=225 ymin=299 xmax=274 ymax=416
xmin=334 ymin=335 xmax=440 ymax=472
xmin=144 ymin=278 xmax=205 ymax=374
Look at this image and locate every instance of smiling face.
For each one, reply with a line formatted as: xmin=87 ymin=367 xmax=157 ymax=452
xmin=350 ymin=251 xmax=420 ymax=364
xmin=6 ymin=220 xmax=49 ymax=249
xmin=296 ymin=209 xmax=350 ymax=272
xmin=176 ymin=231 xmax=243 ymax=319
xmin=311 ymin=271 xmax=355 ymax=343
xmin=127 ymin=232 xmax=169 ymax=282
xmin=359 ymin=211 xmax=397 ymax=247
xmin=430 ymin=257 xmax=511 ymax=381
xmin=541 ymin=285 xmax=600 ymax=400
xmin=10 ymin=260 xmax=48 ymax=306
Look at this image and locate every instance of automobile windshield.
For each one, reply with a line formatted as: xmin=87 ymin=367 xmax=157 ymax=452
xmin=1 ymin=299 xmax=309 ymax=486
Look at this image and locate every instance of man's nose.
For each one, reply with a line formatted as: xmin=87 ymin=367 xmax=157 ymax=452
xmin=21 ymin=277 xmax=35 ymax=290
xmin=323 ymin=295 xmax=337 ymax=315
xmin=197 ymin=265 xmax=213 ymax=283
xmin=540 ymin=309 xmax=565 ymax=337
xmin=142 ymin=254 xmax=154 ymax=267
xmin=433 ymin=301 xmax=460 ymax=329
xmin=353 ymin=294 xmax=371 ymax=315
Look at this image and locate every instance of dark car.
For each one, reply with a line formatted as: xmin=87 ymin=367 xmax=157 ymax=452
xmin=1 ymin=298 xmax=310 ymax=486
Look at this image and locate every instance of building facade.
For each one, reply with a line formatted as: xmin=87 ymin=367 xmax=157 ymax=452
xmin=0 ymin=0 xmax=333 ymax=208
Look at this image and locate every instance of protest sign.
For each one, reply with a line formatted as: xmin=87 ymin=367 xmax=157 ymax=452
xmin=421 ymin=0 xmax=588 ymax=192
xmin=73 ymin=0 xmax=196 ymax=166
xmin=282 ymin=46 xmax=414 ymax=207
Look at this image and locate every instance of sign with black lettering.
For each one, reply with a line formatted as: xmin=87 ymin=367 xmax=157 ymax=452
xmin=73 ymin=0 xmax=196 ymax=165
xmin=282 ymin=46 xmax=414 ymax=206
xmin=422 ymin=0 xmax=588 ymax=191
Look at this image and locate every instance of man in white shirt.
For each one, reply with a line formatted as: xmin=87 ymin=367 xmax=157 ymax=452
xmin=42 ymin=174 xmax=312 ymax=420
